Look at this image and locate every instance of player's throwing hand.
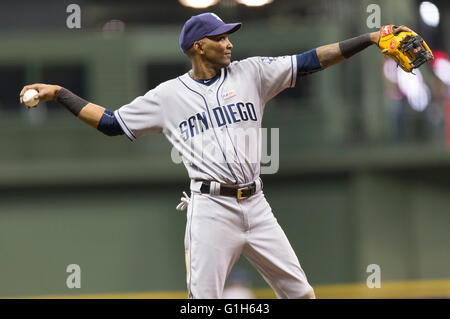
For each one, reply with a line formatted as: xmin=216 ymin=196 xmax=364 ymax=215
xmin=19 ymin=83 xmax=61 ymax=104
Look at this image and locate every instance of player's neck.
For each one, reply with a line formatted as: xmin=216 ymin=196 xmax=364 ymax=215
xmin=190 ymin=62 xmax=221 ymax=80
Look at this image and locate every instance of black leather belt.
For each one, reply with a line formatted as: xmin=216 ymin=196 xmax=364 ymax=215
xmin=200 ymin=182 xmax=257 ymax=200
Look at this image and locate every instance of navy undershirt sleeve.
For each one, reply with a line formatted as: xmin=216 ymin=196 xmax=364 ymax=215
xmin=97 ymin=109 xmax=124 ymax=136
xmin=296 ymin=49 xmax=322 ymax=76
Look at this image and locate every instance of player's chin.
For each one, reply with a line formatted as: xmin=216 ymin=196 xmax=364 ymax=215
xmin=215 ymin=56 xmax=231 ymax=69
xmin=223 ymin=56 xmax=232 ymax=66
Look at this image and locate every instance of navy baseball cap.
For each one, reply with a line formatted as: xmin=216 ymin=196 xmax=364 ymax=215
xmin=179 ymin=13 xmax=241 ymax=52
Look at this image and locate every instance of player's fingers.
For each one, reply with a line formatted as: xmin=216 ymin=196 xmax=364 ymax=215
xmin=19 ymin=85 xmax=31 ymax=98
xmin=394 ymin=25 xmax=414 ymax=34
xmin=401 ymin=26 xmax=414 ymax=32
xmin=19 ymin=85 xmax=34 ymax=104
xmin=20 ymin=84 xmax=42 ymax=98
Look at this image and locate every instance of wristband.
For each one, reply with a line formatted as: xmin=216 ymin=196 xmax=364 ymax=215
xmin=56 ymin=87 xmax=89 ymax=116
xmin=339 ymin=33 xmax=372 ymax=59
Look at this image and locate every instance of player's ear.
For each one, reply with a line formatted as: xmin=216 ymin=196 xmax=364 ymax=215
xmin=194 ymin=40 xmax=205 ymax=55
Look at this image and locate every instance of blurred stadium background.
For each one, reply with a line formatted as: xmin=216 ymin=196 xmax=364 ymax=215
xmin=0 ymin=0 xmax=449 ymax=298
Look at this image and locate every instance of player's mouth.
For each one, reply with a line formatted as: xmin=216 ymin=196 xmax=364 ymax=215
xmin=225 ymin=52 xmax=232 ymax=57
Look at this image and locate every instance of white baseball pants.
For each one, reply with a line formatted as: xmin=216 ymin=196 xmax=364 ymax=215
xmin=184 ymin=179 xmax=314 ymax=299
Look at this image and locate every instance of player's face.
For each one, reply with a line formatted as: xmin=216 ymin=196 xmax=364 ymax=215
xmin=203 ymin=33 xmax=234 ymax=67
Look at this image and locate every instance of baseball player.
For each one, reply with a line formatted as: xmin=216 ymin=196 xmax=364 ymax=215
xmin=20 ymin=14 xmax=417 ymax=299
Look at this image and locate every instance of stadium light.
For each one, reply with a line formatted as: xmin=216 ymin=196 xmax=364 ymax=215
xmin=179 ymin=0 xmax=219 ymax=9
xmin=419 ymin=1 xmax=440 ymax=27
xmin=382 ymin=59 xmax=399 ymax=83
xmin=431 ymin=52 xmax=450 ymax=87
xmin=397 ymin=68 xmax=430 ymax=112
xmin=382 ymin=59 xmax=431 ymax=111
xmin=235 ymin=0 xmax=273 ymax=6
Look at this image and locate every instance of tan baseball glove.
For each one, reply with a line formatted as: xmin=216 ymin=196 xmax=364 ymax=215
xmin=378 ymin=24 xmax=434 ymax=73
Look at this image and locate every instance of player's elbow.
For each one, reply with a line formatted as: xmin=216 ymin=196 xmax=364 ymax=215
xmin=296 ymin=49 xmax=322 ymax=75
xmin=97 ymin=109 xmax=125 ymax=136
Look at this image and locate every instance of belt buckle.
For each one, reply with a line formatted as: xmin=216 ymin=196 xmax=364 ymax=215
xmin=237 ymin=186 xmax=249 ymax=200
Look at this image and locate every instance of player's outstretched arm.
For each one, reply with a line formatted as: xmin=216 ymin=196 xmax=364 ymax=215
xmin=315 ymin=25 xmax=413 ymax=69
xmin=19 ymin=83 xmax=123 ymax=136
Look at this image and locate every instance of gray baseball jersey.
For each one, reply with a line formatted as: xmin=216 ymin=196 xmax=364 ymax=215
xmin=114 ymin=55 xmax=313 ymax=298
xmin=114 ymin=55 xmax=297 ymax=185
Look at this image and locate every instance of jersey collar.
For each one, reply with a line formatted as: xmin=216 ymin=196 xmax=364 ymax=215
xmin=186 ymin=68 xmax=224 ymax=87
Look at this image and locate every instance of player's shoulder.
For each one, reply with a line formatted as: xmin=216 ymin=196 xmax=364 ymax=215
xmin=228 ymin=57 xmax=260 ymax=69
xmin=142 ymin=76 xmax=184 ymax=98
xmin=225 ymin=57 xmax=260 ymax=77
xmin=228 ymin=55 xmax=293 ymax=71
xmin=157 ymin=77 xmax=183 ymax=90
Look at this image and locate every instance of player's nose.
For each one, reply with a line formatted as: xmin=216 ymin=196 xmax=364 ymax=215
xmin=226 ymin=38 xmax=233 ymax=49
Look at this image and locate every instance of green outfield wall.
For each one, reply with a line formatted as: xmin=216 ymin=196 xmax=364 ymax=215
xmin=1 ymin=161 xmax=450 ymax=297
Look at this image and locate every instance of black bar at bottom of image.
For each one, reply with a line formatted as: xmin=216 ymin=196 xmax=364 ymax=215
xmin=0 ymin=299 xmax=449 ymax=317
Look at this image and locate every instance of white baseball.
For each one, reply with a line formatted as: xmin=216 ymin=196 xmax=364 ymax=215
xmin=23 ymin=89 xmax=39 ymax=107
